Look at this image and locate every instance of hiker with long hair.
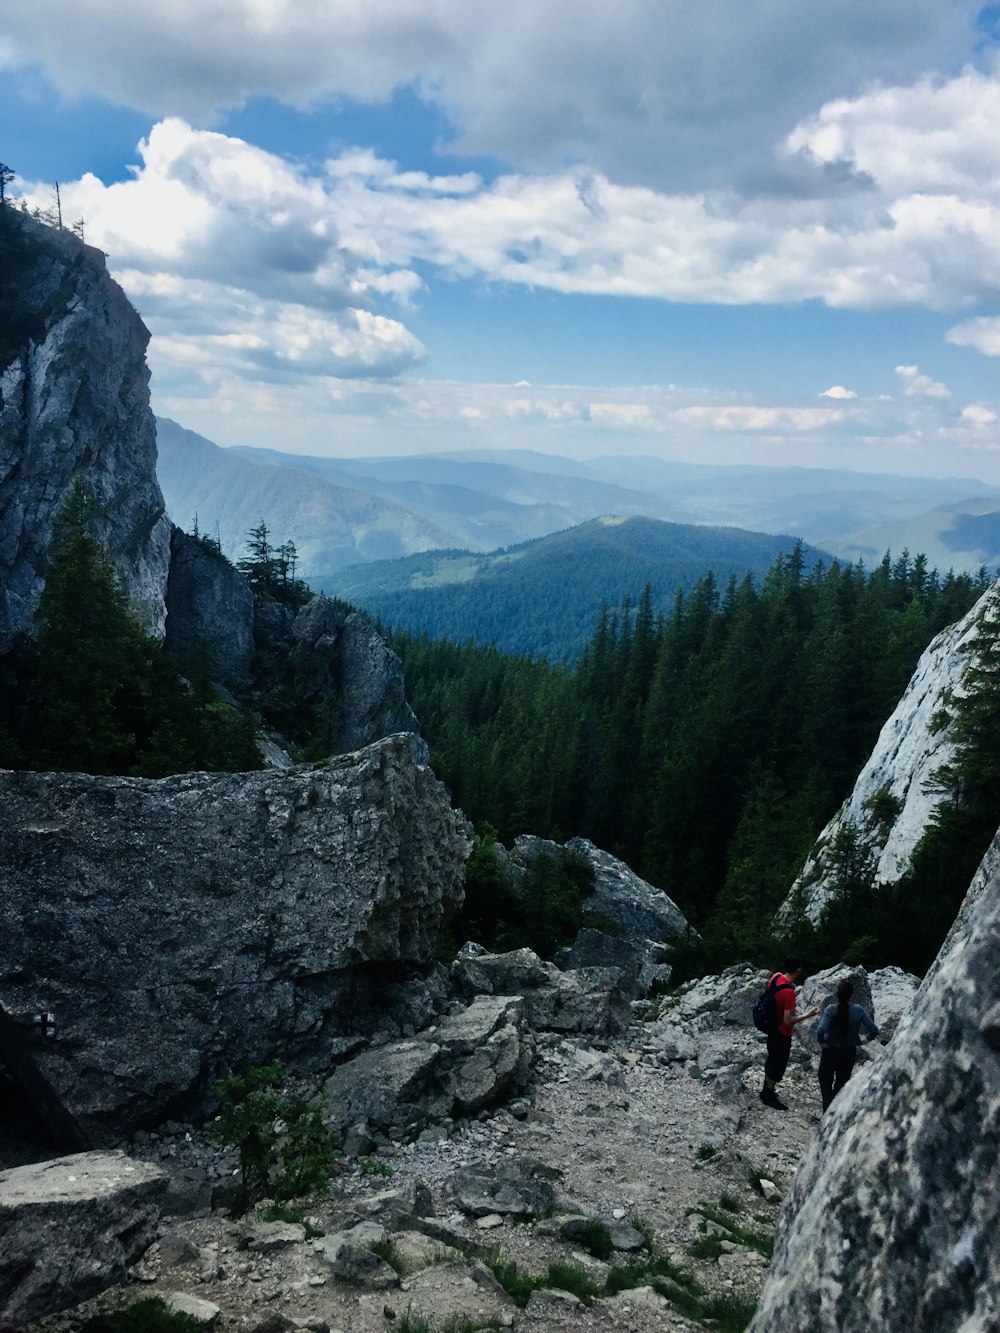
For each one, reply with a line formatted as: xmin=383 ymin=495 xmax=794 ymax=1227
xmin=816 ymin=979 xmax=879 ymax=1112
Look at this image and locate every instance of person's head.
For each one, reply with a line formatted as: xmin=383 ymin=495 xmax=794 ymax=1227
xmin=836 ymin=979 xmax=854 ymax=1005
xmin=783 ymin=955 xmax=805 ymax=982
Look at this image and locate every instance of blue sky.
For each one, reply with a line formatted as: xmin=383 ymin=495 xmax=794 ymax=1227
xmin=2 ymin=2 xmax=1000 ymax=479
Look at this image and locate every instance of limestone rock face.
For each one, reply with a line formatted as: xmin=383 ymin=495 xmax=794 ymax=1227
xmin=164 ymin=527 xmax=255 ymax=688
xmin=784 ymin=580 xmax=1000 ymax=921
xmin=0 ymin=217 xmax=171 ymax=650
xmin=751 ymin=831 xmax=1000 ymax=1333
xmin=0 ymin=733 xmax=471 ymax=1142
xmin=0 ymin=1150 xmax=167 ymax=1327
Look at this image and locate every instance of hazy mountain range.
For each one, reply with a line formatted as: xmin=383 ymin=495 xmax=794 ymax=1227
xmin=157 ymin=420 xmax=1000 ymax=578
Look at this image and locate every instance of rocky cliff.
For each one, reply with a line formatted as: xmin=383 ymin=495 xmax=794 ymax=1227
xmin=164 ymin=529 xmax=256 ymax=689
xmin=752 ymin=828 xmax=1000 ymax=1332
xmin=784 ymin=577 xmax=1000 ymax=921
xmin=0 ymin=215 xmax=171 ymax=651
xmin=0 ymin=733 xmax=471 ymax=1145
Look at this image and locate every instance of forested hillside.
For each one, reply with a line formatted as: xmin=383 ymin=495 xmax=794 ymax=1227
xmin=396 ymin=547 xmax=990 ymax=971
xmin=322 ymin=516 xmax=828 ymax=660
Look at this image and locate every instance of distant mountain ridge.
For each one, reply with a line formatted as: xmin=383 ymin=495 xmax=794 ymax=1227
xmin=155 ymin=420 xmax=458 ymax=572
xmin=832 ymin=497 xmax=1000 ymax=574
xmin=159 ymin=424 xmax=1000 ymax=578
xmin=314 ymin=516 xmax=831 ymax=660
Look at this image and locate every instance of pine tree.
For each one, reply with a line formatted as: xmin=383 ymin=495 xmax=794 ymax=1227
xmin=31 ymin=482 xmax=150 ymax=772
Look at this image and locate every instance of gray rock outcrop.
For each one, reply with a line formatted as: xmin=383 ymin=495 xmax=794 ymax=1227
xmin=512 ymin=834 xmax=692 ymax=994
xmin=254 ymin=594 xmax=419 ymax=755
xmin=0 ymin=732 xmax=470 ymax=1143
xmin=751 ymin=829 xmax=1000 ymax=1332
xmin=164 ymin=527 xmax=255 ymax=688
xmin=783 ymin=579 xmax=1000 ymax=922
xmin=0 ymin=215 xmax=171 ymax=650
xmin=0 ymin=1149 xmax=167 ymax=1327
xmin=451 ymin=947 xmax=630 ymax=1035
xmin=323 ymin=995 xmax=533 ymax=1137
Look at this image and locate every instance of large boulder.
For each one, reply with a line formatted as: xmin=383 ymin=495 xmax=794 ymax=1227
xmin=451 ymin=948 xmax=630 ymax=1035
xmin=0 ymin=1150 xmax=167 ymax=1327
xmin=322 ymin=995 xmax=533 ymax=1136
xmin=253 ymin=594 xmax=420 ymax=754
xmin=751 ymin=829 xmax=1000 ymax=1332
xmin=0 ymin=215 xmax=171 ymax=650
xmin=0 ymin=733 xmax=471 ymax=1142
xmin=513 ymin=835 xmax=691 ymax=995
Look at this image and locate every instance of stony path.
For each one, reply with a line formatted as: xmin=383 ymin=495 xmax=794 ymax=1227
xmin=26 ymin=989 xmax=837 ymax=1333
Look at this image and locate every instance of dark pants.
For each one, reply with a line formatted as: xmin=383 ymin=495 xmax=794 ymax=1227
xmin=764 ymin=1031 xmax=792 ymax=1085
xmin=818 ymin=1047 xmax=856 ymax=1111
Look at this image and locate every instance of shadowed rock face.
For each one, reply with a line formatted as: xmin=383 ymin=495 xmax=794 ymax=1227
xmin=0 ymin=217 xmax=171 ymax=650
xmin=164 ymin=527 xmax=255 ymax=688
xmin=0 ymin=733 xmax=471 ymax=1144
xmin=751 ymin=831 xmax=1000 ymax=1333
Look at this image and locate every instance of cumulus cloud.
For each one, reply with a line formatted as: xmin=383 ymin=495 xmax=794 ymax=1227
xmin=0 ymin=1 xmax=983 ymax=190
xmin=895 ymin=364 xmax=951 ymax=398
xmin=960 ymin=404 xmax=999 ymax=427
xmin=24 ymin=120 xmax=427 ymax=389
xmin=306 ymin=126 xmax=1000 ymax=310
xmin=821 ymin=386 xmax=858 ymax=399
xmin=946 ymin=316 xmax=1000 ymax=357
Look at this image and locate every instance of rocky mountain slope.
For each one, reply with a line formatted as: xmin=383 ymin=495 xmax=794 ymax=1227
xmin=784 ymin=576 xmax=1000 ymax=921
xmin=753 ymin=832 xmax=1000 ymax=1332
xmin=5 ymin=961 xmax=917 ymax=1333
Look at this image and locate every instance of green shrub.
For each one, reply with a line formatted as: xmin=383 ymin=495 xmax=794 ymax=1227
xmin=482 ymin=1253 xmax=539 ymax=1308
xmin=543 ymin=1260 xmax=599 ymax=1303
xmin=79 ymin=1297 xmax=204 ymax=1333
xmin=572 ymin=1218 xmax=615 ymax=1260
xmin=207 ymin=1062 xmax=336 ymax=1213
xmin=359 ymin=1155 xmax=395 ymax=1179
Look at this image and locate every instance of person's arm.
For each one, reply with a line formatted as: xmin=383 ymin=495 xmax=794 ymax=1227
xmin=858 ymin=1007 xmax=879 ymax=1041
xmin=788 ymin=1005 xmax=820 ymax=1026
xmin=816 ymin=1005 xmax=832 ymax=1045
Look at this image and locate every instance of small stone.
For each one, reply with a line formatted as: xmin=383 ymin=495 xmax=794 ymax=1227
xmin=759 ymin=1178 xmax=782 ymax=1203
xmin=163 ymin=1293 xmax=221 ymax=1325
xmin=476 ymin=1213 xmax=504 ymax=1229
xmin=612 ymin=1207 xmax=626 ymax=1220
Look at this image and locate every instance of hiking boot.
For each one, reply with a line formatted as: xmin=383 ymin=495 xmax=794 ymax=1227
xmin=760 ymin=1089 xmax=788 ymax=1111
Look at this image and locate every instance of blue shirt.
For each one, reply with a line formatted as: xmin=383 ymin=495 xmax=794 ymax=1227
xmin=817 ymin=1002 xmax=879 ymax=1049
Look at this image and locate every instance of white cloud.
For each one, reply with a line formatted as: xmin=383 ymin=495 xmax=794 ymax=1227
xmin=672 ymin=406 xmax=848 ymax=433
xmin=786 ymin=65 xmax=1000 ymax=202
xmin=0 ymin=1 xmax=983 ymax=190
xmin=821 ymin=386 xmax=858 ymax=399
xmin=23 ymin=120 xmax=427 ymax=389
xmin=588 ymin=403 xmax=657 ymax=430
xmin=960 ymin=404 xmax=999 ymax=427
xmin=895 ymin=364 xmax=951 ymax=398
xmin=946 ymin=316 xmax=1000 ymax=357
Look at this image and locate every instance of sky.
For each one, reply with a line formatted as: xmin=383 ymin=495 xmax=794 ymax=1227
xmin=2 ymin=1 xmax=1000 ymax=480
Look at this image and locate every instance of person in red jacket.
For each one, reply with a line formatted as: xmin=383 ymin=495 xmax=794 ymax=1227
xmin=761 ymin=956 xmax=820 ymax=1111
